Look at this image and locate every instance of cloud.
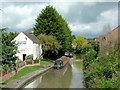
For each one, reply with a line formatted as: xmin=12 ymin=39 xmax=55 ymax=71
xmin=64 ymin=2 xmax=118 ymax=24
xmin=69 ymin=24 xmax=91 ymax=33
xmin=69 ymin=6 xmax=118 ymax=38
xmin=1 ymin=1 xmax=118 ymax=38
xmin=1 ymin=3 xmax=48 ymax=31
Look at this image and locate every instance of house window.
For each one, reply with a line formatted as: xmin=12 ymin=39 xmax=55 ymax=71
xmin=17 ymin=41 xmax=26 ymax=45
xmin=17 ymin=41 xmax=22 ymax=45
xmin=23 ymin=41 xmax=26 ymax=44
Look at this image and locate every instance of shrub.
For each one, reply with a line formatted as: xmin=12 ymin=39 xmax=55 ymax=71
xmin=74 ymin=45 xmax=82 ymax=54
xmin=83 ymin=49 xmax=97 ymax=69
xmin=25 ymin=54 xmax=33 ymax=60
xmin=81 ymin=44 xmax=93 ymax=54
xmin=83 ymin=49 xmax=119 ymax=88
xmin=88 ymin=40 xmax=98 ymax=51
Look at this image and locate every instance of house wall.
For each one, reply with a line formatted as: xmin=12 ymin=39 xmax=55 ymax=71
xmin=13 ymin=32 xmax=34 ymax=61
xmin=33 ymin=44 xmax=42 ymax=60
xmin=13 ymin=32 xmax=42 ymax=61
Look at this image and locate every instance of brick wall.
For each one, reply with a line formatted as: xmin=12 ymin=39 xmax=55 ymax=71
xmin=97 ymin=25 xmax=120 ymax=53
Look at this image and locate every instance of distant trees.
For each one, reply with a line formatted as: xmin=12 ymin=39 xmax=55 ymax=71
xmin=33 ymin=5 xmax=72 ymax=54
xmin=37 ymin=34 xmax=61 ymax=59
xmin=72 ymin=35 xmax=85 ymax=46
xmin=73 ymin=35 xmax=86 ymax=54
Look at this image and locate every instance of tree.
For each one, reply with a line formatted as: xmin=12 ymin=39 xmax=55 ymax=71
xmin=33 ymin=5 xmax=72 ymax=54
xmin=0 ymin=29 xmax=18 ymax=68
xmin=37 ymin=34 xmax=61 ymax=58
xmin=88 ymin=39 xmax=98 ymax=52
xmin=8 ymin=32 xmax=19 ymax=41
xmin=72 ymin=35 xmax=85 ymax=46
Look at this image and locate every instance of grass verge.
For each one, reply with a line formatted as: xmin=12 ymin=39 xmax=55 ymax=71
xmin=40 ymin=59 xmax=54 ymax=65
xmin=0 ymin=65 xmax=43 ymax=87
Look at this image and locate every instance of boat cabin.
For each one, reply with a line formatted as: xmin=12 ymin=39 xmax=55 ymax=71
xmin=54 ymin=56 xmax=69 ymax=70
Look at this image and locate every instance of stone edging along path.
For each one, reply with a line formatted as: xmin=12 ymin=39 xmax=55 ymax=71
xmin=2 ymin=63 xmax=54 ymax=88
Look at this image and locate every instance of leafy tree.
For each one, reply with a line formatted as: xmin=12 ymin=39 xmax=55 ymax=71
xmin=74 ymin=45 xmax=82 ymax=54
xmin=8 ymin=32 xmax=19 ymax=41
xmin=72 ymin=35 xmax=85 ymax=46
xmin=88 ymin=39 xmax=98 ymax=51
xmin=0 ymin=29 xmax=18 ymax=68
xmin=72 ymin=35 xmax=76 ymax=40
xmin=37 ymin=34 xmax=61 ymax=58
xmin=33 ymin=5 xmax=72 ymax=54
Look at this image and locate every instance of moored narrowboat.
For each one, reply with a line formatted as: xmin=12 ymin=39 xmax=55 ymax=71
xmin=54 ymin=56 xmax=69 ymax=70
xmin=68 ymin=52 xmax=73 ymax=57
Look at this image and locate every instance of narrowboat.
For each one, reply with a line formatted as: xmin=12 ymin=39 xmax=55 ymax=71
xmin=54 ymin=56 xmax=69 ymax=70
xmin=68 ymin=52 xmax=73 ymax=57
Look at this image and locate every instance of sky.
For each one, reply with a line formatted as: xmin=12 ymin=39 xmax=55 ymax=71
xmin=0 ymin=0 xmax=119 ymax=38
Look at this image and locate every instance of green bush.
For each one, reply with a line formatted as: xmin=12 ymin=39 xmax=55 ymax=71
xmin=83 ymin=49 xmax=119 ymax=88
xmin=87 ymin=40 xmax=98 ymax=51
xmin=25 ymin=54 xmax=33 ymax=60
xmin=81 ymin=44 xmax=93 ymax=54
xmin=34 ymin=59 xmax=39 ymax=63
xmin=74 ymin=45 xmax=82 ymax=54
xmin=83 ymin=49 xmax=97 ymax=69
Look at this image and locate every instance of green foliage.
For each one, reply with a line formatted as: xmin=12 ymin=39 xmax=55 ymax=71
xmin=83 ymin=48 xmax=119 ymax=88
xmin=25 ymin=54 xmax=33 ymax=60
xmin=8 ymin=32 xmax=19 ymax=41
xmin=74 ymin=39 xmax=98 ymax=54
xmin=37 ymin=34 xmax=61 ymax=58
xmin=74 ymin=45 xmax=82 ymax=54
xmin=88 ymin=40 xmax=98 ymax=51
xmin=83 ymin=49 xmax=97 ymax=70
xmin=72 ymin=35 xmax=85 ymax=46
xmin=1 ymin=31 xmax=18 ymax=67
xmin=81 ymin=44 xmax=93 ymax=54
xmin=33 ymin=5 xmax=72 ymax=53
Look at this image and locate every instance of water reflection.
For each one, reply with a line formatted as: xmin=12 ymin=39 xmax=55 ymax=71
xmin=73 ymin=61 xmax=82 ymax=71
xmin=24 ymin=76 xmax=42 ymax=88
xmin=70 ymin=61 xmax=84 ymax=88
xmin=37 ymin=64 xmax=72 ymax=88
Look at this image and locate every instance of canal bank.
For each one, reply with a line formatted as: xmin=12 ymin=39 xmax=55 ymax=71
xmin=2 ymin=63 xmax=54 ymax=88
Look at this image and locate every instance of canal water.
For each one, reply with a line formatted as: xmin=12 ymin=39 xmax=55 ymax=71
xmin=22 ymin=55 xmax=84 ymax=88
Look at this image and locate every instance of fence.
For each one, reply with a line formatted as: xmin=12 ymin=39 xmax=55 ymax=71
xmin=0 ymin=60 xmax=40 ymax=82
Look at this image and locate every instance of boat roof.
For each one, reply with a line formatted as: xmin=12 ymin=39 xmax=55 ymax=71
xmin=56 ymin=56 xmax=67 ymax=61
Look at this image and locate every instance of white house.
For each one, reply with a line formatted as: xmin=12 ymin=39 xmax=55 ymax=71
xmin=13 ymin=32 xmax=42 ymax=61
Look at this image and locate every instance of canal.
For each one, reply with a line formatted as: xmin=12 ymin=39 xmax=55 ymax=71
xmin=22 ymin=55 xmax=84 ymax=88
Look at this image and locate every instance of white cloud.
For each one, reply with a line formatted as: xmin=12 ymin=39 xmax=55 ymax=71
xmin=16 ymin=16 xmax=36 ymax=29
xmin=1 ymin=2 xmax=118 ymax=38
xmin=69 ymin=24 xmax=91 ymax=32
xmin=100 ymin=7 xmax=118 ymax=28
xmin=1 ymin=4 xmax=48 ymax=31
